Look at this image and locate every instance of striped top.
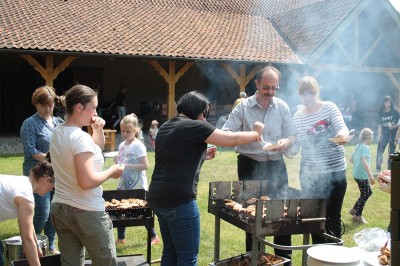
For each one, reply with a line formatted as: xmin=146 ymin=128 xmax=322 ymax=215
xmin=293 ymin=101 xmax=348 ymax=174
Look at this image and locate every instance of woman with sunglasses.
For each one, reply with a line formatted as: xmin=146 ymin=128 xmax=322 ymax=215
xmin=148 ymin=91 xmax=264 ymax=266
xmin=292 ymin=76 xmax=350 ymax=244
xmin=0 ymin=161 xmax=55 ymax=266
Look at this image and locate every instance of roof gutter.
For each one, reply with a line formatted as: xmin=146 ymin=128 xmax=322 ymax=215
xmin=0 ymin=48 xmax=301 ymax=65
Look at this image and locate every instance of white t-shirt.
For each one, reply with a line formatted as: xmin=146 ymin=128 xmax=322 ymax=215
xmin=117 ymin=139 xmax=148 ymax=190
xmin=50 ymin=125 xmax=105 ymax=211
xmin=0 ymin=175 xmax=34 ymax=221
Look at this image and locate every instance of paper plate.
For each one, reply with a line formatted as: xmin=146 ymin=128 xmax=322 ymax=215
xmin=262 ymin=143 xmax=277 ymax=151
xmin=328 ymin=135 xmax=354 ymax=143
xmin=307 ymin=245 xmax=360 ymax=265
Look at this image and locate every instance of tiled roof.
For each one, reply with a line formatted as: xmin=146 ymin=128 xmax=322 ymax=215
xmin=270 ymin=0 xmax=361 ymax=60
xmin=0 ymin=0 xmax=361 ymax=63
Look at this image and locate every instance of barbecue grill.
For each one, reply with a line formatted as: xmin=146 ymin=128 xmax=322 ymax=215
xmin=208 ymin=180 xmax=343 ymax=266
xmin=102 ymin=189 xmax=154 ymax=264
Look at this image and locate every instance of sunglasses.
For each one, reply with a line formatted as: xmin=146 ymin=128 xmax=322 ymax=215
xmin=300 ymin=91 xmax=316 ymax=97
xmin=202 ymin=109 xmax=209 ymax=119
xmin=262 ymin=85 xmax=279 ymax=91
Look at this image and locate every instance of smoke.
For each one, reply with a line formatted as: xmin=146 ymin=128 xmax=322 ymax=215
xmin=195 ymin=1 xmax=398 ymax=201
xmin=195 ymin=61 xmax=241 ymax=105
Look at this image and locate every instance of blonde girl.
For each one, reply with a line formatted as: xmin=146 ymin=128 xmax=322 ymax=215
xmin=349 ymin=128 xmax=375 ymax=223
xmin=114 ymin=113 xmax=160 ymax=245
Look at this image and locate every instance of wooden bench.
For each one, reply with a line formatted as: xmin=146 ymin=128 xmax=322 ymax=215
xmin=86 ymin=127 xmax=117 ymax=151
xmin=104 ymin=129 xmax=117 ymax=151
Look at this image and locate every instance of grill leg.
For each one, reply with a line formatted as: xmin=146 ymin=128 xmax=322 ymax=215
xmin=251 ymin=236 xmax=258 ymax=266
xmin=302 ymin=234 xmax=310 ymax=266
xmin=213 ymin=217 xmax=220 ymax=262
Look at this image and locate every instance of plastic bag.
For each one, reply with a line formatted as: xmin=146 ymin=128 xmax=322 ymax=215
xmin=353 ymin=227 xmax=390 ymax=252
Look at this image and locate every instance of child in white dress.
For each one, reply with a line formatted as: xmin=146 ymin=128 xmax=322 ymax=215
xmin=114 ymin=113 xmax=160 ymax=245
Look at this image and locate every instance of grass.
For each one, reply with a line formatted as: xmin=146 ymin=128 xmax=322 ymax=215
xmin=0 ymin=143 xmax=391 ymax=265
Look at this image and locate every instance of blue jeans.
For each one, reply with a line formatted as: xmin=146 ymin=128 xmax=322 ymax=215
xmin=150 ymin=200 xmax=200 ymax=266
xmin=34 ymin=191 xmax=56 ymax=250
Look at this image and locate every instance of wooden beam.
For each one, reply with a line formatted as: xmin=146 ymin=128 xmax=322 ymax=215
xmin=148 ymin=60 xmax=169 ymax=83
xmin=45 ymin=56 xmax=54 ymax=86
xmin=21 ymin=55 xmax=47 ymax=79
xmin=286 ymin=65 xmax=303 ymax=81
xmin=221 ymin=63 xmax=240 ymax=84
xmin=53 ymin=56 xmax=77 ymax=79
xmin=308 ymin=64 xmax=400 ymax=73
xmin=387 ymin=72 xmax=400 ymax=105
xmin=238 ymin=65 xmax=246 ymax=92
xmin=21 ymin=54 xmax=77 ymax=87
xmin=222 ymin=64 xmax=263 ymax=92
xmin=168 ymin=61 xmax=176 ymax=118
xmin=335 ymin=39 xmax=354 ymax=65
xmin=245 ymin=65 xmax=263 ymax=85
xmin=175 ymin=62 xmax=194 ymax=83
xmin=148 ymin=60 xmax=194 ymax=118
xmin=359 ymin=35 xmax=382 ymax=66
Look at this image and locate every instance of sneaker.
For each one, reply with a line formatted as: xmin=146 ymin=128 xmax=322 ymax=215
xmin=352 ymin=215 xmax=368 ymax=224
xmin=115 ymin=239 xmax=127 ymax=245
xmin=151 ymin=235 xmax=161 ymax=246
xmin=348 ymin=208 xmax=356 ymax=215
xmin=49 ymin=249 xmax=60 ymax=255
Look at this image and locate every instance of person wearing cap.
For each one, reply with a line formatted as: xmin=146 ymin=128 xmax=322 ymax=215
xmin=149 ymin=120 xmax=159 ymax=150
xmin=232 ymin=91 xmax=248 ymax=109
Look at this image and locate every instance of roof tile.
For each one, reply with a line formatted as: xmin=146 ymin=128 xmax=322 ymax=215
xmin=0 ymin=0 xmax=358 ymax=63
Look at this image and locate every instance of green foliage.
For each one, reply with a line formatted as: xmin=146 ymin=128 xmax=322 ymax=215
xmin=0 ymin=144 xmax=391 ymax=265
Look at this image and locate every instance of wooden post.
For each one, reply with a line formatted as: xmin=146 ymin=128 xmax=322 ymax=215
xmin=21 ymin=55 xmax=77 ymax=87
xmin=148 ymin=60 xmax=194 ymax=118
xmin=221 ymin=63 xmax=262 ymax=93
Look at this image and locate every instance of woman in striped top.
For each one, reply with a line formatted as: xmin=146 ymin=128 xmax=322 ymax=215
xmin=292 ymin=76 xmax=350 ymax=244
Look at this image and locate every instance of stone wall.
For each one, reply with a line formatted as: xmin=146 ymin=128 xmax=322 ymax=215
xmin=0 ymin=136 xmax=24 ymax=155
xmin=0 ymin=133 xmax=151 ymax=155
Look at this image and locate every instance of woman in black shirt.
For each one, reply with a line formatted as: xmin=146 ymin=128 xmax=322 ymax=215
xmin=148 ymin=91 xmax=263 ymax=266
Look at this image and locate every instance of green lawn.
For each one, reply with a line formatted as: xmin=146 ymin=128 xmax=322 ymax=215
xmin=0 ymin=143 xmax=391 ymax=265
